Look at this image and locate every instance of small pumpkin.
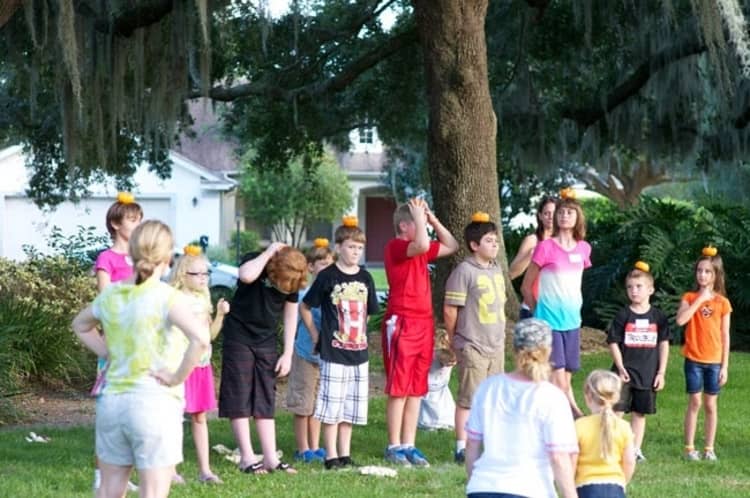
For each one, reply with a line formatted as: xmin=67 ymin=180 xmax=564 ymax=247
xmin=559 ymin=187 xmax=576 ymax=200
xmin=183 ymin=245 xmax=202 ymax=256
xmin=471 ymin=211 xmax=491 ymax=223
xmin=702 ymin=246 xmax=718 ymax=257
xmin=342 ymin=215 xmax=358 ymax=227
xmin=313 ymin=237 xmax=330 ymax=248
xmin=117 ymin=192 xmax=135 ymax=204
xmin=634 ymin=261 xmax=650 ymax=273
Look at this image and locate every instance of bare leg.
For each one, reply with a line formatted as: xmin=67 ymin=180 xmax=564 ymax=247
xmin=703 ymin=394 xmax=719 ymax=449
xmin=551 ymin=369 xmax=582 ymax=417
xmin=322 ymin=422 xmax=339 ymax=459
xmin=338 ymin=422 xmax=353 ymax=457
xmin=684 ymin=393 xmax=702 ymax=449
xmin=230 ymin=417 xmax=256 ymax=468
xmin=386 ymin=396 xmax=406 ymax=446
xmin=293 ymin=415 xmax=310 ymax=453
xmin=191 ymin=412 xmax=213 ymax=477
xmin=401 ymin=396 xmax=421 ymax=446
xmin=308 ymin=415 xmax=322 ymax=451
xmin=257 ymin=417 xmax=296 ymax=473
xmin=136 ymin=465 xmax=174 ymax=498
xmin=455 ymin=405 xmax=470 ymax=445
xmin=97 ymin=462 xmax=131 ymax=498
xmin=631 ymin=412 xmax=647 ymax=451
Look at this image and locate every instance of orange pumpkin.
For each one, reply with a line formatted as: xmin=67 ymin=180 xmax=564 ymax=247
xmin=313 ymin=238 xmax=330 ymax=248
xmin=471 ymin=211 xmax=491 ymax=223
xmin=342 ymin=215 xmax=358 ymax=227
xmin=117 ymin=192 xmax=135 ymax=204
xmin=702 ymin=246 xmax=718 ymax=257
xmin=559 ymin=187 xmax=576 ymax=200
xmin=634 ymin=261 xmax=650 ymax=273
xmin=183 ymin=245 xmax=202 ymax=256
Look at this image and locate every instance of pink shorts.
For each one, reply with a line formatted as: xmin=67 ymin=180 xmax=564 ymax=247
xmin=184 ymin=365 xmax=217 ymax=414
xmin=382 ymin=314 xmax=434 ymax=397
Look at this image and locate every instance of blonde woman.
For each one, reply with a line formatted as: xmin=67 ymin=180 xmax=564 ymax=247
xmin=465 ymin=318 xmax=578 ymax=498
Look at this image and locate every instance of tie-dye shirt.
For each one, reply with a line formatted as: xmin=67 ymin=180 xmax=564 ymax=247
xmin=532 ymin=238 xmax=592 ymax=331
xmin=92 ymin=278 xmax=186 ymax=399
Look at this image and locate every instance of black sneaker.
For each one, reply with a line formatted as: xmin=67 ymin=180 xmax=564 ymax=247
xmin=338 ymin=456 xmax=359 ymax=468
xmin=324 ymin=457 xmax=342 ymax=470
xmin=454 ymin=448 xmax=465 ymax=464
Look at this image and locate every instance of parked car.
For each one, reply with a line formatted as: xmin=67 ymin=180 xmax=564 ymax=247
xmin=209 ymin=261 xmax=238 ymax=304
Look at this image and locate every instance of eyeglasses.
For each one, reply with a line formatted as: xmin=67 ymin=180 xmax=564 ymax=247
xmin=186 ymin=271 xmax=211 ymax=277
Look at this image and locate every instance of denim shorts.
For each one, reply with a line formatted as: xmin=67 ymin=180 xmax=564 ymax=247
xmin=550 ymin=329 xmax=581 ymax=372
xmin=684 ymin=358 xmax=721 ymax=395
xmin=577 ymin=483 xmax=625 ymax=498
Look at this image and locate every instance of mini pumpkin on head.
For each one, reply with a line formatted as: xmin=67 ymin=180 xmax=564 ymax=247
xmin=266 ymin=246 xmax=308 ymax=294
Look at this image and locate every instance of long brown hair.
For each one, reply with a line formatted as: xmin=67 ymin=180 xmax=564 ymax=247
xmin=694 ymin=254 xmax=727 ymax=296
xmin=553 ymin=198 xmax=587 ymax=241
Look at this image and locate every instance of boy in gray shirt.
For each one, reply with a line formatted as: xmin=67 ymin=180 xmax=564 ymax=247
xmin=443 ymin=212 xmax=506 ymax=463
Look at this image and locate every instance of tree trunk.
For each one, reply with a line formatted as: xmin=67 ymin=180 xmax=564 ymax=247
xmin=412 ymin=0 xmax=519 ymax=322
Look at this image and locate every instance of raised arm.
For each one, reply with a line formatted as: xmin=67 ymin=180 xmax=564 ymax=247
xmin=209 ymin=298 xmax=230 ymax=340
xmin=508 ymin=234 xmax=537 ymax=280
xmin=238 ymin=242 xmax=286 ymax=284
xmin=675 ymin=290 xmax=711 ymax=326
xmin=426 ymin=206 xmax=459 ymax=258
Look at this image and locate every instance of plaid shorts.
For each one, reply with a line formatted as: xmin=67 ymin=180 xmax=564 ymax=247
xmin=314 ymin=360 xmax=368 ymax=425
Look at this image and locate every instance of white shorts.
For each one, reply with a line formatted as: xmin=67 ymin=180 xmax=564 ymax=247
xmin=96 ymin=391 xmax=184 ymax=469
xmin=314 ymin=360 xmax=368 ymax=425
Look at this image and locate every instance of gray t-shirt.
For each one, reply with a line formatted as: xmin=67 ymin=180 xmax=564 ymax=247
xmin=444 ymin=257 xmax=506 ymax=355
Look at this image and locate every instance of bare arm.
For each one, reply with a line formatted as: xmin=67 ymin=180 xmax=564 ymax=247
xmin=72 ymin=306 xmax=108 ymax=358
xmin=622 ymin=441 xmax=636 ymax=483
xmin=406 ymin=198 xmax=431 ymax=257
xmin=653 ymin=340 xmax=669 ymax=390
xmin=443 ymin=304 xmax=459 ymax=345
xmin=156 ymin=297 xmax=211 ymax=386
xmin=508 ymin=234 xmax=537 ymax=280
xmin=95 ymin=270 xmax=111 ymax=292
xmin=209 ymin=298 xmax=230 ymax=340
xmin=675 ymin=290 xmax=711 ymax=326
xmin=299 ymin=302 xmax=319 ymax=346
xmin=719 ymin=312 xmax=731 ymax=386
xmin=549 ymin=451 xmax=578 ymax=498
xmin=609 ymin=343 xmax=630 ymax=383
xmin=520 ymin=262 xmax=540 ymax=311
xmin=426 ymin=207 xmax=459 ymax=258
xmin=275 ymin=300 xmax=298 ymax=377
xmin=237 ymin=242 xmax=286 ymax=283
xmin=464 ymin=438 xmax=482 ymax=480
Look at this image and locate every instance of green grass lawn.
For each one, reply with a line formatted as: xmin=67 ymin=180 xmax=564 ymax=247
xmin=3 ymin=346 xmax=750 ymax=496
xmin=368 ymin=267 xmax=388 ymax=292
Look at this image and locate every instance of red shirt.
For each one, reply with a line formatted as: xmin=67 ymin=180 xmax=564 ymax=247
xmin=384 ymin=238 xmax=440 ymax=317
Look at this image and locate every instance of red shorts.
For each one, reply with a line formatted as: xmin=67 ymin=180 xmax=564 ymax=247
xmin=381 ymin=314 xmax=434 ymax=397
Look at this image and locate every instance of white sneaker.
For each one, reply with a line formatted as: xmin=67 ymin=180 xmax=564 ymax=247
xmin=685 ymin=450 xmax=701 ymax=461
xmin=93 ymin=470 xmax=101 ymax=490
xmin=635 ymin=448 xmax=646 ymax=462
xmin=703 ymin=450 xmax=718 ymax=461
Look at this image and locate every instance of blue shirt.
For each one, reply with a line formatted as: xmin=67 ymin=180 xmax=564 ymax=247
xmin=294 ymin=287 xmax=321 ymax=363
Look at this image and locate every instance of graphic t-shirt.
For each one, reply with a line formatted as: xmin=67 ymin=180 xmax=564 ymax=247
xmin=607 ymin=306 xmax=671 ymax=389
xmin=444 ymin=257 xmax=506 ymax=355
xmin=681 ymin=291 xmax=732 ymax=364
xmin=384 ymin=238 xmax=440 ymax=318
xmin=222 ymin=252 xmax=299 ymax=349
xmin=303 ymin=264 xmax=379 ymax=366
xmin=532 ymin=238 xmax=592 ymax=331
xmin=92 ymin=279 xmax=185 ymax=399
xmin=95 ymin=248 xmax=133 ymax=283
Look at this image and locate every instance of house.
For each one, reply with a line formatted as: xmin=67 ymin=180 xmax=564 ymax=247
xmin=0 ymin=145 xmax=235 ymax=261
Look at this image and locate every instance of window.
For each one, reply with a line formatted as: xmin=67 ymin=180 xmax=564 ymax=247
xmin=359 ymin=127 xmax=374 ymax=144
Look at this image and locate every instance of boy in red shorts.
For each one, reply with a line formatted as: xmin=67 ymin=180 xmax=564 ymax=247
xmin=382 ymin=197 xmax=458 ymax=466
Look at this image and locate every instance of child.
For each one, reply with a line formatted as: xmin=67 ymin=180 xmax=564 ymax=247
xmin=287 ymin=238 xmax=334 ymax=463
xmin=607 ymin=261 xmax=670 ymax=461
xmin=170 ymin=245 xmax=230 ymax=483
xmin=443 ymin=212 xmax=506 ymax=464
xmin=521 ymin=188 xmax=591 ymax=417
xmin=575 ymin=370 xmax=636 ymax=498
xmin=92 ymin=191 xmax=143 ymax=491
xmin=72 ymin=220 xmax=210 ymax=498
xmin=218 ymin=242 xmax=308 ymax=474
xmin=300 ymin=217 xmax=380 ymax=470
xmin=675 ymin=246 xmax=732 ymax=461
xmin=417 ymin=328 xmax=456 ymax=431
xmin=382 ymin=197 xmax=459 ymax=467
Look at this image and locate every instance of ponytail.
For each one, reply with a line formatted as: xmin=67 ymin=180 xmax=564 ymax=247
xmin=129 ymin=220 xmax=174 ymax=285
xmin=584 ymin=370 xmax=622 ymax=460
xmin=516 ymin=346 xmax=551 ymax=383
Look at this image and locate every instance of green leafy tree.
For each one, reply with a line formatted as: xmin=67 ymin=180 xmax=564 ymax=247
xmin=240 ymin=147 xmax=353 ymax=247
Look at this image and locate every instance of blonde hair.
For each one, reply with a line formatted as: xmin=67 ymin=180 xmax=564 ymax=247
xmin=169 ymin=253 xmax=213 ymax=315
xmin=515 ymin=346 xmax=551 ymax=382
xmin=392 ymin=203 xmax=414 ymax=235
xmin=129 ymin=220 xmax=173 ymax=285
xmin=584 ymin=370 xmax=622 ymax=460
xmin=266 ymin=247 xmax=308 ymax=294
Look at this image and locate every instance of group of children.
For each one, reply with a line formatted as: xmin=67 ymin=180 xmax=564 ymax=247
xmin=85 ymin=189 xmax=732 ymax=497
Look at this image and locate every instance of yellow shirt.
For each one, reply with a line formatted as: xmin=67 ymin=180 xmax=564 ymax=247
xmin=575 ymin=414 xmax=633 ymax=487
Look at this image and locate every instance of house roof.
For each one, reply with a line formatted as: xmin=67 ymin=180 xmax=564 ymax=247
xmin=175 ymin=99 xmax=240 ymax=174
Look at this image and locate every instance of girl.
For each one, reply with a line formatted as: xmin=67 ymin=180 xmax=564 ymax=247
xmin=72 ymin=220 xmax=209 ymax=498
xmin=92 ymin=192 xmax=143 ymax=491
xmin=170 ymin=245 xmax=230 ymax=483
xmin=509 ymin=195 xmax=556 ymax=319
xmin=521 ymin=188 xmax=591 ymax=417
xmin=219 ymin=243 xmax=308 ymax=475
xmin=575 ymin=370 xmax=636 ymax=498
xmin=675 ymin=247 xmax=732 ymax=461
xmin=417 ymin=328 xmax=456 ymax=431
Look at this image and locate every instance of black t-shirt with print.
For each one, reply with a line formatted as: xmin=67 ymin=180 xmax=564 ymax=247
xmin=303 ymin=264 xmax=379 ymax=366
xmin=607 ymin=306 xmax=671 ymax=390
xmin=222 ymin=252 xmax=298 ymax=349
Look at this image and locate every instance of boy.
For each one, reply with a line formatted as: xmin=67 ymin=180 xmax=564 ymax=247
xmin=444 ymin=212 xmax=506 ymax=464
xmin=300 ymin=219 xmax=380 ymax=470
xmin=287 ymin=239 xmax=334 ymax=463
xmin=382 ymin=198 xmax=459 ymax=467
xmin=607 ymin=263 xmax=671 ymax=461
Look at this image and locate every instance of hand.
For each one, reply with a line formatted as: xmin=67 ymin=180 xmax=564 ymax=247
xmin=407 ymin=198 xmax=427 ymax=223
xmin=151 ymin=368 xmax=178 ymax=387
xmin=697 ymin=287 xmax=713 ymax=305
xmin=275 ymin=353 xmax=292 ymax=378
xmin=653 ymin=372 xmax=665 ymax=391
xmin=618 ymin=368 xmax=631 ymax=383
xmin=719 ymin=367 xmax=728 ymax=386
xmin=216 ymin=298 xmax=230 ymax=315
xmin=266 ymin=241 xmax=287 ymax=255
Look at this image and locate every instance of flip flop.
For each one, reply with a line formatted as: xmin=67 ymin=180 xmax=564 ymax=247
xmin=198 ymin=473 xmax=223 ymax=484
xmin=239 ymin=461 xmax=267 ymax=475
xmin=267 ymin=461 xmax=297 ymax=474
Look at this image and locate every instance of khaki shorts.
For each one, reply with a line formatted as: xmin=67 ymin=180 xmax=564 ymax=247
xmin=456 ymin=345 xmax=504 ymax=408
xmin=96 ymin=391 xmax=184 ymax=469
xmin=286 ymin=352 xmax=321 ymax=416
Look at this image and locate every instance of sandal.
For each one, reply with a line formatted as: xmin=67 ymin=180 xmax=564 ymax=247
xmin=198 ymin=473 xmax=223 ymax=484
xmin=240 ymin=461 xmax=267 ymax=475
xmin=267 ymin=461 xmax=297 ymax=474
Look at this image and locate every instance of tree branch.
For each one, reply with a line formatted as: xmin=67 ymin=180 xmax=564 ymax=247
xmin=194 ymin=27 xmax=419 ymax=102
xmin=561 ymin=32 xmax=706 ymax=128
